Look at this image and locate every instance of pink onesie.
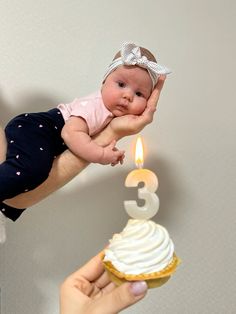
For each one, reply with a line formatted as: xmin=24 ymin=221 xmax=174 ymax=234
xmin=57 ymin=91 xmax=114 ymax=136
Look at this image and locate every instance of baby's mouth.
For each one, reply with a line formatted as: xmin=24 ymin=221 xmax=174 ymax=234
xmin=116 ymin=103 xmax=128 ymax=111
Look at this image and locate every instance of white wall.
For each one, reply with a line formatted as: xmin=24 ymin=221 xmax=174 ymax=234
xmin=0 ymin=0 xmax=236 ymax=313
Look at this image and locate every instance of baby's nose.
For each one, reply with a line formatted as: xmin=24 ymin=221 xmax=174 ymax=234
xmin=123 ymin=89 xmax=133 ymax=101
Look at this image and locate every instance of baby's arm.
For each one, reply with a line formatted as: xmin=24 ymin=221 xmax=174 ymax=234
xmin=61 ymin=116 xmax=124 ymax=165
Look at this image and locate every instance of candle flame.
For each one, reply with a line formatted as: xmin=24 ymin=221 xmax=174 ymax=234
xmin=135 ymin=136 xmax=144 ymax=168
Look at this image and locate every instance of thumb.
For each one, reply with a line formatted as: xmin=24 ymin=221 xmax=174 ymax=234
xmin=92 ymin=281 xmax=148 ymax=314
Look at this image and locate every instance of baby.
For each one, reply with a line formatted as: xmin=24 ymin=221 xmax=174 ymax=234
xmin=59 ymin=43 xmax=170 ymax=164
xmin=0 ymin=42 xmax=170 ymax=222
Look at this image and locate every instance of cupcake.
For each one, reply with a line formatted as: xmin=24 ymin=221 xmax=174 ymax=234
xmin=103 ymin=219 xmax=180 ymax=288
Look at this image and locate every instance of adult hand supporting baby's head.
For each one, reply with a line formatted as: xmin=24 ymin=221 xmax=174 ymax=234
xmin=108 ymin=75 xmax=166 ymax=140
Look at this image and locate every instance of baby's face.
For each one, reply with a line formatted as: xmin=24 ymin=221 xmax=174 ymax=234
xmin=101 ymin=66 xmax=152 ymax=117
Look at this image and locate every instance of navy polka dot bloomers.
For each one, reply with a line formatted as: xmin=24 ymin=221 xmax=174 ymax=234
xmin=0 ymin=108 xmax=66 ymax=221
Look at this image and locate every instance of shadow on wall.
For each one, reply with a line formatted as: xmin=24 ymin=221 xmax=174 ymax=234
xmin=0 ymin=86 xmax=59 ymax=127
xmin=0 ymin=89 xmax=14 ymax=126
xmin=3 ymin=155 xmax=185 ymax=313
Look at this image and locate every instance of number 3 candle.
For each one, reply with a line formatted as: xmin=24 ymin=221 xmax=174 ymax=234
xmin=124 ymin=136 xmax=160 ymax=220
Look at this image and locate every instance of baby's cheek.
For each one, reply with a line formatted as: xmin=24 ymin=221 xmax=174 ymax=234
xmin=141 ymin=99 xmax=148 ymax=111
xmin=135 ymin=100 xmax=146 ymax=115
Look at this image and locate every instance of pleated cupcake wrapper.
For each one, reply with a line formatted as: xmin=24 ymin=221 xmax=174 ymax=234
xmin=102 ymin=252 xmax=180 ymax=288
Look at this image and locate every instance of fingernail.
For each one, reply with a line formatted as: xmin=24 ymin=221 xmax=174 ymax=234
xmin=130 ymin=281 xmax=148 ymax=296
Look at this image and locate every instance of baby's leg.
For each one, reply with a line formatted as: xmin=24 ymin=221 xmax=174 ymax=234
xmin=0 ymin=139 xmax=57 ymax=206
xmin=0 ymin=109 xmax=65 ymax=221
xmin=1 ymin=117 xmax=55 ymax=198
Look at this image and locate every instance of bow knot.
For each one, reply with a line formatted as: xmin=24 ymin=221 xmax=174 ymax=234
xmin=120 ymin=43 xmax=171 ymax=86
xmin=122 ymin=44 xmax=147 ymax=66
xmin=137 ymin=56 xmax=148 ymax=65
xmin=103 ymin=42 xmax=171 ymax=89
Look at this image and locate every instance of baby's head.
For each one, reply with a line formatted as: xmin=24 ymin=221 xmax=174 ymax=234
xmin=101 ymin=42 xmax=170 ymax=117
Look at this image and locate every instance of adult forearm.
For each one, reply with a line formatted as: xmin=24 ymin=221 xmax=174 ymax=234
xmin=4 ymin=150 xmax=89 ymax=208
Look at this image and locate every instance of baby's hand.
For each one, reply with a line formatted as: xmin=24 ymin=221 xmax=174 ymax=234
xmin=101 ymin=140 xmax=125 ymax=166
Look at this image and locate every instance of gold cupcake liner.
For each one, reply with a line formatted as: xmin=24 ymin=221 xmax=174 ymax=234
xmin=102 ymin=253 xmax=180 ymax=289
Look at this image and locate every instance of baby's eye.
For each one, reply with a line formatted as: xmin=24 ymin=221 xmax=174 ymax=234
xmin=136 ymin=91 xmax=143 ymax=97
xmin=117 ymin=81 xmax=125 ymax=88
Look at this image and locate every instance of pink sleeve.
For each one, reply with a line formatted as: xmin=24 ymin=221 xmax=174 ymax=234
xmin=69 ymin=99 xmax=99 ymax=136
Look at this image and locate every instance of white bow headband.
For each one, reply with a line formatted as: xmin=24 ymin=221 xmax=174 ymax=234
xmin=103 ymin=42 xmax=171 ymax=88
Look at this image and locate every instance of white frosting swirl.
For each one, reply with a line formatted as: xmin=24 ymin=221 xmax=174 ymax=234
xmin=104 ymin=219 xmax=174 ymax=275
